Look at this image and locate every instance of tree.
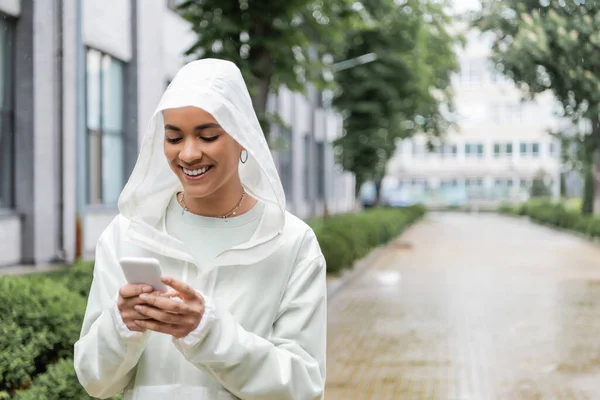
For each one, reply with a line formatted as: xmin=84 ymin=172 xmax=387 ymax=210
xmin=332 ymin=0 xmax=460 ymax=202
xmin=475 ymin=0 xmax=600 ymax=214
xmin=176 ymin=0 xmax=360 ymax=140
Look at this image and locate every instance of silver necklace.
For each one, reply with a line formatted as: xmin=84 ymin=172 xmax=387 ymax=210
xmin=180 ymin=190 xmax=246 ymax=221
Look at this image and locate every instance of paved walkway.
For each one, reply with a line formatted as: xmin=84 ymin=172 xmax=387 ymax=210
xmin=325 ymin=212 xmax=600 ymax=400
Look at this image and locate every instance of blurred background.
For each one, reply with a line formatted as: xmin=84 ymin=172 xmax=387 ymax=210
xmin=0 ymin=0 xmax=594 ymax=267
xmin=2 ymin=0 xmax=600 ymax=398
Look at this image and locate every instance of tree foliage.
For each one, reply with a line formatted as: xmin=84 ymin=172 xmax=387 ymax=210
xmin=476 ymin=0 xmax=600 ymax=213
xmin=332 ymin=0 xmax=461 ymax=196
xmin=177 ymin=0 xmax=361 ymax=139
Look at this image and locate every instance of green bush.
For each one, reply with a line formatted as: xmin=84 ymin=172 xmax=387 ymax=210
xmin=498 ymin=204 xmax=520 ymax=215
xmin=0 ymin=276 xmax=86 ymax=395
xmin=11 ymin=359 xmax=92 ymax=400
xmin=512 ymin=199 xmax=600 ymax=239
xmin=59 ymin=260 xmax=95 ymax=298
xmin=312 ymin=205 xmax=425 ymax=274
xmin=11 ymin=357 xmax=123 ymax=400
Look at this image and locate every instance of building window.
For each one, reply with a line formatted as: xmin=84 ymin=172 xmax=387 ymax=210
xmin=441 ymin=144 xmax=457 ymax=158
xmin=466 ymin=143 xmax=484 ymax=158
xmin=549 ymin=142 xmax=556 ymax=156
xmin=466 ymin=178 xmax=484 ymax=187
xmin=532 ymin=142 xmax=540 ymax=157
xmin=86 ymin=49 xmax=126 ymax=205
xmin=520 ymin=142 xmax=528 ymax=156
xmin=520 ymin=142 xmax=540 ymax=157
xmin=0 ymin=18 xmax=14 ymax=209
xmin=441 ymin=179 xmax=458 ymax=188
xmin=495 ymin=178 xmax=514 ymax=187
xmin=303 ymin=134 xmax=310 ymax=201
xmin=494 ymin=142 xmax=513 ymax=158
xmin=506 ymin=143 xmax=513 ymax=156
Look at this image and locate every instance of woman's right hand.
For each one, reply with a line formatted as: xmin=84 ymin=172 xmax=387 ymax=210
xmin=117 ymin=284 xmax=157 ymax=332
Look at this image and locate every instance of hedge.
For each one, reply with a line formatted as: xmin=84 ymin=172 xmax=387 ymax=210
xmin=499 ymin=199 xmax=600 ymax=239
xmin=0 ymin=205 xmax=425 ymax=398
xmin=313 ymin=205 xmax=426 ymax=274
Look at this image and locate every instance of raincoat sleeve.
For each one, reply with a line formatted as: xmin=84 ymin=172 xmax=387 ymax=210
xmin=74 ymin=218 xmax=149 ymax=399
xmin=174 ymin=234 xmax=327 ymax=400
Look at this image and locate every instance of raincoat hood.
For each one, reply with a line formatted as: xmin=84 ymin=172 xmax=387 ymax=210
xmin=118 ymin=59 xmax=286 ymax=246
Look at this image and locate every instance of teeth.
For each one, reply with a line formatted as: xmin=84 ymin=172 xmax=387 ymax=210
xmin=183 ymin=167 xmax=209 ymax=176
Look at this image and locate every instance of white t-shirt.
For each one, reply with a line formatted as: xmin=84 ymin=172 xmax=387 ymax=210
xmin=165 ymin=194 xmax=264 ymax=268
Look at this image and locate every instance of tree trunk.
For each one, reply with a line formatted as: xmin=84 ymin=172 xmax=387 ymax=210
xmin=591 ymin=118 xmax=600 ymax=215
xmin=374 ymin=177 xmax=383 ymax=206
xmin=593 ymin=146 xmax=600 ymax=214
xmin=354 ymin=178 xmax=363 ymax=201
xmin=582 ymin=164 xmax=594 ymax=215
xmin=251 ymin=49 xmax=273 ymax=142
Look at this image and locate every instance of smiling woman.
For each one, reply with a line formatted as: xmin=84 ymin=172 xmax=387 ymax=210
xmin=74 ymin=59 xmax=327 ymax=400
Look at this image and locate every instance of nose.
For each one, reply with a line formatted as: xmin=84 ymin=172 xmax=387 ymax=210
xmin=179 ymin=138 xmax=203 ymax=164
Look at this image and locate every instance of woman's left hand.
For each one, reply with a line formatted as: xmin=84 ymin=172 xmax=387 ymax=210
xmin=133 ymin=276 xmax=205 ymax=338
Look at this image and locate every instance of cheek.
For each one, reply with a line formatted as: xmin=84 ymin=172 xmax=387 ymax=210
xmin=163 ymin=145 xmax=178 ymax=164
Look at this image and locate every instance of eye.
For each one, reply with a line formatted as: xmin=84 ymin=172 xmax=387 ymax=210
xmin=165 ymin=137 xmax=182 ymax=144
xmin=200 ymin=136 xmax=219 ymax=143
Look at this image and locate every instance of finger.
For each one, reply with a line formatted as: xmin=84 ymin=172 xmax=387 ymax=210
xmin=118 ymin=295 xmax=154 ymax=312
xmin=137 ymin=295 xmax=191 ymax=315
xmin=126 ymin=321 xmax=146 ymax=332
xmin=119 ymin=284 xmax=153 ymax=299
xmin=121 ymin=310 xmax=153 ymax=321
xmin=135 ymin=305 xmax=180 ymax=324
xmin=134 ymin=319 xmax=177 ymax=335
xmin=161 ymin=276 xmax=199 ymax=300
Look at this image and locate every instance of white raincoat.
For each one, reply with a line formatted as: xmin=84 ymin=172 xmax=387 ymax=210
xmin=74 ymin=59 xmax=327 ymax=400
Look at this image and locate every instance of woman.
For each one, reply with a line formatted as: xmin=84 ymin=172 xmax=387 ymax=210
xmin=74 ymin=59 xmax=327 ymax=400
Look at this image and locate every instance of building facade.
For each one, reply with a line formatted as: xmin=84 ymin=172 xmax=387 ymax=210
xmin=385 ymin=20 xmax=562 ymax=208
xmin=0 ymin=0 xmax=355 ymax=268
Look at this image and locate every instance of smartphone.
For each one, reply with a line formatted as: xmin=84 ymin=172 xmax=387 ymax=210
xmin=119 ymin=257 xmax=168 ymax=292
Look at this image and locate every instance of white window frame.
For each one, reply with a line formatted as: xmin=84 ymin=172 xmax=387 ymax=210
xmin=85 ymin=48 xmax=126 ymax=206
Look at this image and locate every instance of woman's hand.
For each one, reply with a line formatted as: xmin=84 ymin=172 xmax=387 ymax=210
xmin=133 ymin=276 xmax=205 ymax=338
xmin=117 ymin=284 xmax=157 ymax=332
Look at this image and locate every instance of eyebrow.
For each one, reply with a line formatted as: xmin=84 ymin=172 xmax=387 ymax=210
xmin=164 ymin=123 xmax=222 ymax=132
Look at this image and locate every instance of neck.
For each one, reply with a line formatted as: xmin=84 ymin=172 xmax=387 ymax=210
xmin=181 ymin=178 xmax=256 ymax=218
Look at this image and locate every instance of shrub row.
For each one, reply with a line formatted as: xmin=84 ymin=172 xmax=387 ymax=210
xmin=499 ymin=199 xmax=600 ymax=238
xmin=312 ymin=205 xmax=426 ymax=274
xmin=0 ymin=205 xmax=425 ymax=398
xmin=0 ymin=261 xmax=117 ymax=400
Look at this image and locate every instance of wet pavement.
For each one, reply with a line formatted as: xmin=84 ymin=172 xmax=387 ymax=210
xmin=325 ymin=212 xmax=600 ymax=400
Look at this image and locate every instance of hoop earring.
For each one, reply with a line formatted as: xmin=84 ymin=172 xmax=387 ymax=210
xmin=240 ymin=149 xmax=248 ymax=164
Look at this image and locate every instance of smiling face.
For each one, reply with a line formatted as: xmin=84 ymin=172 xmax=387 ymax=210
xmin=163 ymin=106 xmax=244 ymax=200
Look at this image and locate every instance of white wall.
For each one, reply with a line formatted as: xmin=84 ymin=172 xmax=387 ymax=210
xmin=60 ymin=0 xmax=79 ymax=264
xmin=137 ymin=1 xmax=194 ymax=143
xmin=0 ymin=217 xmax=20 ymax=266
xmin=292 ymin=93 xmax=312 ymax=219
xmin=84 ymin=211 xmax=118 ymax=257
xmin=32 ymin=0 xmax=61 ymax=262
xmin=0 ymin=0 xmax=19 ymax=16
xmin=163 ymin=8 xmax=195 ymax=79
xmin=83 ymin=0 xmax=132 ymax=61
xmin=137 ymin=0 xmax=165 ymax=144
